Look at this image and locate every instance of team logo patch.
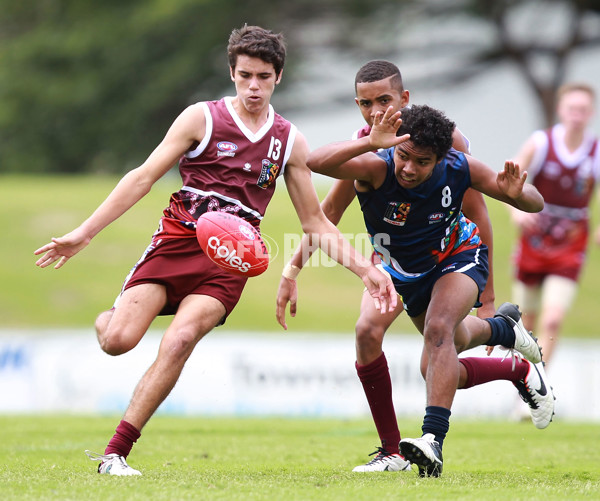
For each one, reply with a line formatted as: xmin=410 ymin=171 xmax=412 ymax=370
xmin=257 ymin=159 xmax=280 ymax=189
xmin=217 ymin=141 xmax=238 ymax=157
xmin=384 ymin=202 xmax=411 ymax=226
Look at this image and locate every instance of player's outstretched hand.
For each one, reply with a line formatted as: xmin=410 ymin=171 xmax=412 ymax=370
xmin=275 ymin=275 xmax=298 ymax=330
xmin=34 ymin=228 xmax=91 ymax=269
xmin=497 ymin=160 xmax=527 ymax=200
xmin=361 ymin=264 xmax=397 ymax=315
xmin=369 ymin=106 xmax=410 ymax=151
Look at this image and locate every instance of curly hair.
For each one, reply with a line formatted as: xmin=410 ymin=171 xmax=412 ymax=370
xmin=227 ymin=25 xmax=286 ymax=76
xmin=396 ymin=105 xmax=455 ymax=159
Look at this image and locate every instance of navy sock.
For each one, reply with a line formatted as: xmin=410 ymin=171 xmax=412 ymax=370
xmin=485 ymin=317 xmax=516 ymax=347
xmin=422 ymin=406 xmax=451 ymax=447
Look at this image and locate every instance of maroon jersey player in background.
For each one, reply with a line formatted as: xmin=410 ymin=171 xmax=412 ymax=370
xmin=509 ymin=83 xmax=600 ymax=368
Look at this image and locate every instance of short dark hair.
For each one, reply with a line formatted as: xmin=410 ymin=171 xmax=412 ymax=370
xmin=227 ymin=25 xmax=286 ymax=76
xmin=396 ymin=105 xmax=455 ymax=159
xmin=355 ymin=60 xmax=403 ymax=93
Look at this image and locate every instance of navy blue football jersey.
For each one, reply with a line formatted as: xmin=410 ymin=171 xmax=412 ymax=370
xmin=356 ymin=147 xmax=481 ymax=282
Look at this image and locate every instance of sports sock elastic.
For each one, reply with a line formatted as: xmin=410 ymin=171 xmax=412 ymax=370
xmin=485 ymin=317 xmax=516 ymax=347
xmin=104 ymin=420 xmax=141 ymax=458
xmin=422 ymin=406 xmax=451 ymax=448
xmin=460 ymin=357 xmax=530 ymax=389
xmin=355 ymin=352 xmax=401 ymax=454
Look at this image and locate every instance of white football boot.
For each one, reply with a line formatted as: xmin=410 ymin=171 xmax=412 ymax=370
xmin=85 ymin=450 xmax=142 ymax=476
xmin=514 ymin=360 xmax=556 ymax=429
xmin=352 ymin=447 xmax=411 ymax=472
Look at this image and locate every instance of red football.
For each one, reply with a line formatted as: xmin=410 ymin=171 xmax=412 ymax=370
xmin=196 ymin=211 xmax=269 ymax=277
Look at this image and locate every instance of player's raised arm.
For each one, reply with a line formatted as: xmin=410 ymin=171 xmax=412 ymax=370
xmin=469 ymin=157 xmax=544 ymax=213
xmin=308 ymin=107 xmax=408 ymax=181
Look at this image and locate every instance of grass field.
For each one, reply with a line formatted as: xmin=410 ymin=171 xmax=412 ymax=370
xmin=3 ymin=175 xmax=600 ymax=499
xmin=1 ymin=415 xmax=599 ymax=500
xmin=2 ymin=173 xmax=600 ymax=336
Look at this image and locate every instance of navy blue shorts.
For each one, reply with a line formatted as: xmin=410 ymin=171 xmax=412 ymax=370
xmin=391 ymin=245 xmax=489 ymax=318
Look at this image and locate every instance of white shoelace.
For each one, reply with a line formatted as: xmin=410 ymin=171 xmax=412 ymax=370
xmin=85 ymin=450 xmax=117 ymax=462
xmin=497 ymin=346 xmax=523 ymax=371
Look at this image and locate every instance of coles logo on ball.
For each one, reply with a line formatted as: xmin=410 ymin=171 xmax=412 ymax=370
xmin=196 ymin=211 xmax=269 ymax=277
xmin=206 ymin=235 xmax=253 ymax=274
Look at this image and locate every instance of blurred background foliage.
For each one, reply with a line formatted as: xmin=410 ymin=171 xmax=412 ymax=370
xmin=1 ymin=0 xmax=599 ymax=174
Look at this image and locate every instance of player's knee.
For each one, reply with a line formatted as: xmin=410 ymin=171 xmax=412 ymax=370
xmin=161 ymin=327 xmax=201 ymax=363
xmin=98 ymin=332 xmax=133 ymax=356
xmin=96 ymin=315 xmax=140 ymax=356
xmin=355 ymin=317 xmax=386 ymax=350
xmin=423 ymin=316 xmax=453 ymax=348
xmin=541 ymin=314 xmax=562 ymax=334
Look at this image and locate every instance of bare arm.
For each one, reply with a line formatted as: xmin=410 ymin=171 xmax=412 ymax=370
xmin=509 ymin=136 xmax=541 ymax=231
xmin=308 ymin=106 xmax=409 ymax=182
xmin=277 ymin=108 xmax=407 ymax=327
xmin=277 ymin=179 xmax=357 ymax=323
xmin=276 ymin=132 xmax=397 ymax=329
xmin=307 ymin=136 xmax=383 ymax=182
xmin=453 ymin=128 xmax=495 ymax=317
xmin=288 ymin=179 xmax=357 ymax=270
xmin=462 ymin=188 xmax=495 ymax=317
xmin=469 ymin=157 xmax=544 ymax=212
xmin=321 ymin=179 xmax=357 ymax=224
xmin=34 ymin=104 xmax=206 ymax=269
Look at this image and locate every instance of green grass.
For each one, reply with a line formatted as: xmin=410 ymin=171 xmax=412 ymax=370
xmin=0 ymin=415 xmax=598 ymax=500
xmin=2 ymin=173 xmax=599 ymax=336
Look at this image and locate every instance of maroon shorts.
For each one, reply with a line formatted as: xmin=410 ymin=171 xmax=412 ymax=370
xmin=121 ymin=236 xmax=248 ymax=321
xmin=515 ymin=232 xmax=587 ymax=285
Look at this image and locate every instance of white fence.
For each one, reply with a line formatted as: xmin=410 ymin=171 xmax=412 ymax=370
xmin=0 ymin=330 xmax=598 ymax=420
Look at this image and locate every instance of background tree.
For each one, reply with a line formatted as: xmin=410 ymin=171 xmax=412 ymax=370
xmin=359 ymin=0 xmax=600 ymax=127
xmin=1 ymin=0 xmax=599 ymax=174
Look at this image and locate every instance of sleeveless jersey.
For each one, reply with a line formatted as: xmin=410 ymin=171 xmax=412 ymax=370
xmin=159 ymin=96 xmax=296 ymax=239
xmin=353 ymin=124 xmax=372 ymax=140
xmin=356 ymin=148 xmax=480 ymax=281
xmin=523 ymin=124 xmax=598 ymax=245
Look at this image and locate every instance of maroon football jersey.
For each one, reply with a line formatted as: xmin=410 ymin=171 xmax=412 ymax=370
xmin=515 ymin=125 xmax=599 ymax=279
xmin=353 ymin=124 xmax=371 ymax=140
xmin=160 ymin=97 xmax=296 ymax=238
xmin=532 ymin=126 xmax=598 ymax=211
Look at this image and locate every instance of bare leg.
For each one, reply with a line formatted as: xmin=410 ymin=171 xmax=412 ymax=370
xmin=536 ymin=304 xmax=566 ymax=364
xmin=414 ymin=273 xmax=479 ymax=409
xmin=355 ymin=289 xmax=404 ymax=365
xmin=95 ymin=283 xmax=167 ymax=355
xmin=122 ymin=294 xmax=226 ymax=431
xmin=418 ymin=305 xmax=492 ymax=392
